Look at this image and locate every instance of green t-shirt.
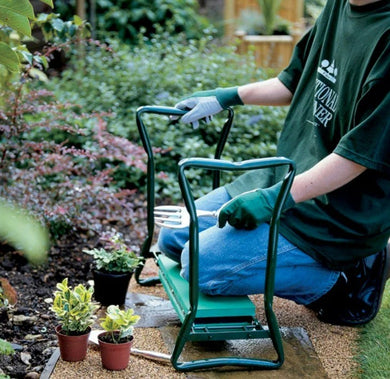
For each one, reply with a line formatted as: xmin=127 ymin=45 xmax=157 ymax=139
xmin=226 ymin=0 xmax=390 ymax=270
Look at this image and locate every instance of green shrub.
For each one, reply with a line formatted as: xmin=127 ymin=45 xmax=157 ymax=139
xmin=0 ymin=82 xmax=147 ymax=238
xmin=54 ymin=0 xmax=211 ymax=44
xmin=43 ymin=34 xmax=288 ymax=200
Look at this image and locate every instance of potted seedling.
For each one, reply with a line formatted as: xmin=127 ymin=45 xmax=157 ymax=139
xmin=98 ymin=305 xmax=140 ymax=370
xmin=83 ymin=233 xmax=143 ymax=306
xmin=51 ymin=278 xmax=99 ymax=362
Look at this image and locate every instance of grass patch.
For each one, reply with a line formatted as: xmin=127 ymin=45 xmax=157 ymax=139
xmin=354 ymin=282 xmax=390 ymax=378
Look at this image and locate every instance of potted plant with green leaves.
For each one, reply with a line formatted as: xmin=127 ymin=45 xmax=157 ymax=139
xmin=83 ymin=233 xmax=143 ymax=306
xmin=98 ymin=305 xmax=140 ymax=370
xmin=226 ymin=0 xmax=305 ymax=69
xmin=51 ymin=278 xmax=99 ymax=362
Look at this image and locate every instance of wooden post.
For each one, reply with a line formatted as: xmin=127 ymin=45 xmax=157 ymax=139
xmin=76 ymin=0 xmax=86 ymax=20
xmin=224 ymin=0 xmax=235 ymax=40
xmin=90 ymin=0 xmax=96 ymax=39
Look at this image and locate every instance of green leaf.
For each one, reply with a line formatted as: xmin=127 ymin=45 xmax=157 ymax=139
xmin=73 ymin=15 xmax=83 ymax=26
xmin=0 ymin=338 xmax=15 ymax=355
xmin=51 ymin=18 xmax=64 ymax=32
xmin=17 ymin=49 xmax=33 ymax=65
xmin=0 ymin=0 xmax=34 ymax=19
xmin=0 ymin=10 xmax=31 ymax=37
xmin=28 ymin=67 xmax=49 ymax=82
xmin=0 ymin=200 xmax=48 ymax=265
xmin=39 ymin=0 xmax=54 ymax=7
xmin=0 ymin=42 xmax=19 ymax=72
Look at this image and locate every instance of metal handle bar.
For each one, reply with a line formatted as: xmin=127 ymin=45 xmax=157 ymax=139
xmin=135 ymin=106 xmax=234 ymax=285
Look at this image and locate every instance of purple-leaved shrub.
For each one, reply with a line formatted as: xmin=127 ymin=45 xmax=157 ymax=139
xmin=0 ymin=81 xmax=147 ymax=239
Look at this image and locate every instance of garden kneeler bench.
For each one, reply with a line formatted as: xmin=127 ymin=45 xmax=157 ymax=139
xmin=134 ymin=106 xmax=295 ymax=371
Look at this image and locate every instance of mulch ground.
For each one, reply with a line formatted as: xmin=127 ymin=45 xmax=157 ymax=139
xmin=0 ymin=190 xmax=148 ymax=378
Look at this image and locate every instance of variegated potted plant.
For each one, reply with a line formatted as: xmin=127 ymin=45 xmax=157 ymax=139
xmin=98 ymin=305 xmax=140 ymax=370
xmin=51 ymin=278 xmax=99 ymax=362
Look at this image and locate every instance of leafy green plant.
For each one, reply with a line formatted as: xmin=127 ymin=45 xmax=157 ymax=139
xmin=51 ymin=278 xmax=99 ymax=335
xmin=256 ymin=0 xmax=283 ymax=35
xmin=0 ymin=0 xmax=88 ymax=90
xmin=0 ymin=81 xmax=147 ymax=238
xmin=0 ymin=338 xmax=14 ymax=357
xmin=0 ymin=7 xmax=135 ymax=242
xmin=0 ymin=199 xmax=48 ymax=265
xmin=238 ymin=8 xmax=290 ymax=36
xmin=53 ymin=0 xmax=211 ymax=44
xmin=44 ymin=34 xmax=287 ymax=201
xmin=0 ymin=0 xmax=53 ymax=72
xmin=83 ymin=233 xmax=143 ymax=273
xmin=99 ymin=305 xmax=140 ymax=343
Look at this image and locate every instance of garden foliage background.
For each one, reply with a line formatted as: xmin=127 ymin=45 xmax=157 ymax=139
xmin=0 ymin=0 xmax=288 ymax=241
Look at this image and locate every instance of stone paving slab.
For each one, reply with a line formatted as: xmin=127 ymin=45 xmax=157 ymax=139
xmin=160 ymin=326 xmax=328 ymax=378
xmin=125 ymin=292 xmax=179 ymax=327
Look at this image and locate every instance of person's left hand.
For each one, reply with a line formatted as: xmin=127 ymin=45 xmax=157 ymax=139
xmin=174 ymin=87 xmax=243 ymax=128
xmin=218 ymin=182 xmax=295 ymax=230
xmin=176 ymin=95 xmax=222 ymax=128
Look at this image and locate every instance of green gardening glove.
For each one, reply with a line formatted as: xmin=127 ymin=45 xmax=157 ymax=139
xmin=218 ymin=181 xmax=295 ymax=230
xmin=176 ymin=87 xmax=243 ymax=128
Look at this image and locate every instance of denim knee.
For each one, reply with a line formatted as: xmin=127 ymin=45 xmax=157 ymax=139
xmin=157 ymin=227 xmax=184 ymax=263
xmin=179 ymin=243 xmax=223 ymax=294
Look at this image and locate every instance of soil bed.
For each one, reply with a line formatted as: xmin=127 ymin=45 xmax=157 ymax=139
xmin=0 ymin=192 xmax=147 ymax=378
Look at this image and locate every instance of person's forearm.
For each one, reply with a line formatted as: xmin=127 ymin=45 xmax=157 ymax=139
xmin=238 ymin=78 xmax=293 ymax=106
xmin=290 ymin=153 xmax=367 ymax=203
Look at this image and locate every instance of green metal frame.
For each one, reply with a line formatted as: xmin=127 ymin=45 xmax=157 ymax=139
xmin=135 ymin=106 xmax=296 ymax=371
xmin=135 ymin=105 xmax=234 ymax=286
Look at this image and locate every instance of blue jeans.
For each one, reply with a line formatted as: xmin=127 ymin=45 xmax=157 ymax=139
xmin=158 ymin=187 xmax=340 ymax=305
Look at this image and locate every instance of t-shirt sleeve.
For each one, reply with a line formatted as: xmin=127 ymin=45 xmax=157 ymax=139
xmin=334 ymin=42 xmax=390 ymax=174
xmin=277 ymin=26 xmax=317 ymax=94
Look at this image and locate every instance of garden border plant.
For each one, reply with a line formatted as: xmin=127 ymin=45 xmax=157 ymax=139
xmin=53 ymin=0 xmax=211 ymax=44
xmin=44 ymin=32 xmax=288 ymax=202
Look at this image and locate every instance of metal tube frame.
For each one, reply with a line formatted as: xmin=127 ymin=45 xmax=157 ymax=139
xmin=135 ymin=106 xmax=296 ymax=371
xmin=135 ymin=105 xmax=233 ymax=285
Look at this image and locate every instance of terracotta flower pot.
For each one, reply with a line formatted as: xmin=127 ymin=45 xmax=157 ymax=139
xmin=98 ymin=332 xmax=133 ymax=371
xmin=55 ymin=325 xmax=90 ymax=362
xmin=92 ymin=269 xmax=133 ymax=306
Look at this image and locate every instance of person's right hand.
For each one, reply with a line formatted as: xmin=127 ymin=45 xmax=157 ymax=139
xmin=176 ymin=87 xmax=243 ymax=128
xmin=218 ymin=181 xmax=296 ymax=230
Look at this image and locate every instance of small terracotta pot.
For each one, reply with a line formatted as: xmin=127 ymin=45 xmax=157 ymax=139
xmin=92 ymin=270 xmax=133 ymax=306
xmin=55 ymin=325 xmax=90 ymax=362
xmin=98 ymin=332 xmax=133 ymax=371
